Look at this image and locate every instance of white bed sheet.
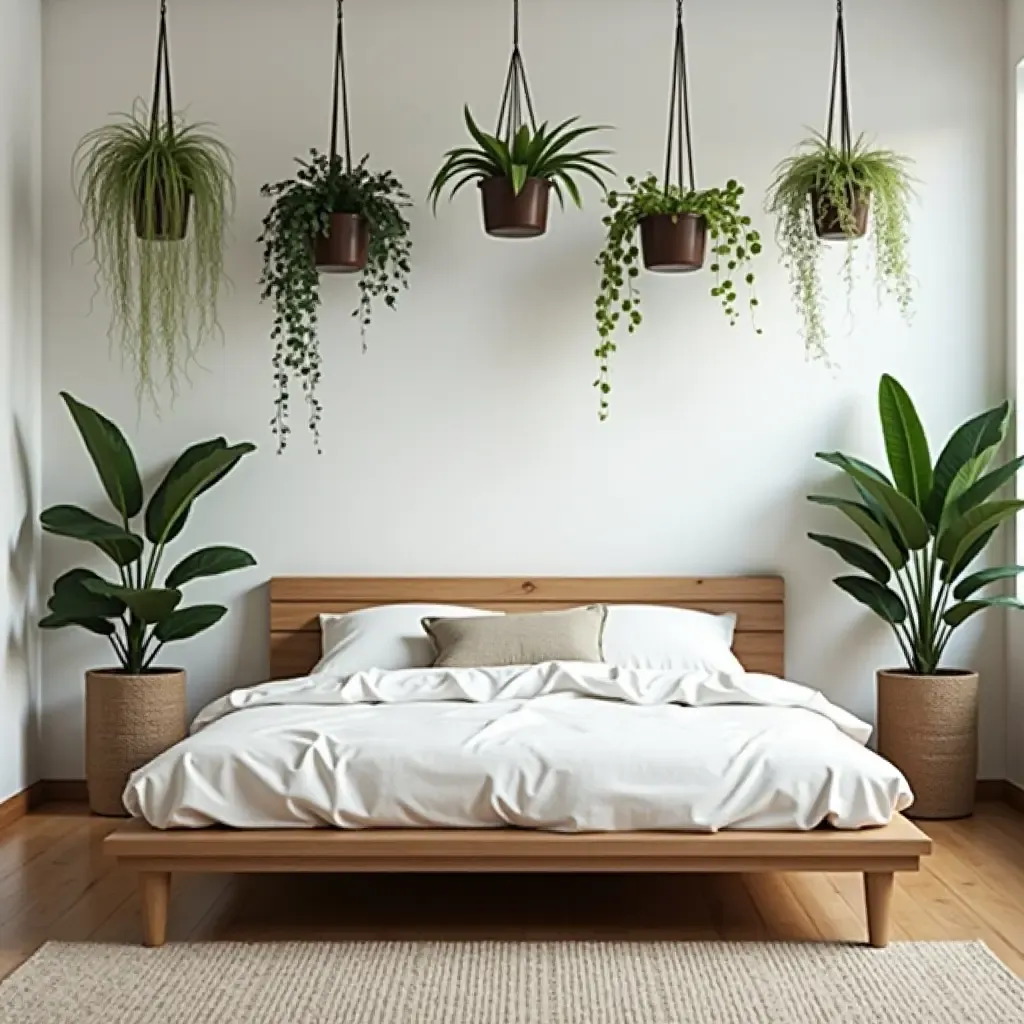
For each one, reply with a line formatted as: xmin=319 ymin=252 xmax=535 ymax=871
xmin=124 ymin=662 xmax=913 ymax=831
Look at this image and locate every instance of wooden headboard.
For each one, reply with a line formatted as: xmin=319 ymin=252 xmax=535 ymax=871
xmin=269 ymin=576 xmax=784 ymax=679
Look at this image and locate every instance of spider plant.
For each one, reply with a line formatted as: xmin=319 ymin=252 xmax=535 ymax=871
xmin=766 ymin=132 xmax=914 ymax=361
xmin=428 ymin=106 xmax=613 ymax=211
xmin=73 ymin=102 xmax=234 ymax=405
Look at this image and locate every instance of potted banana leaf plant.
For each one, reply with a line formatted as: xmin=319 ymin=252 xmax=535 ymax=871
xmin=429 ymin=107 xmax=613 ymax=237
xmin=809 ymin=375 xmax=1024 ymax=819
xmin=39 ymin=393 xmax=257 ymax=816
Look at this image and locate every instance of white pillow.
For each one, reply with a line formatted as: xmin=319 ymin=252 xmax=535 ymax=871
xmin=316 ymin=604 xmax=500 ymax=675
xmin=601 ymin=604 xmax=743 ymax=675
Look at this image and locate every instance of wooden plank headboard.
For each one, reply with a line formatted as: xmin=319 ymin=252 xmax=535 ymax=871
xmin=269 ymin=576 xmax=785 ymax=679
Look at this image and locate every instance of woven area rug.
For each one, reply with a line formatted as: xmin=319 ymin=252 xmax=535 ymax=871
xmin=1 ymin=940 xmax=1021 ymax=1023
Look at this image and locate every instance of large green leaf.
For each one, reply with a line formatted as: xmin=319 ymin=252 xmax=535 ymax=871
xmin=953 ymin=565 xmax=1024 ymax=601
xmin=808 ymin=496 xmax=907 ymax=569
xmin=924 ymin=402 xmax=1010 ymax=528
xmin=943 ymin=596 xmax=1024 ymax=628
xmin=38 ymin=612 xmax=115 ymax=636
xmin=953 ymin=456 xmax=1024 ymax=516
xmin=84 ymin=581 xmax=182 ymax=623
xmin=807 ymin=533 xmax=891 ymax=584
xmin=145 ymin=440 xmax=255 ymax=545
xmin=936 ymin=499 xmax=1024 ymax=564
xmin=40 ymin=505 xmax=144 ymax=567
xmin=165 ymin=546 xmax=257 ymax=589
xmin=816 ymin=453 xmax=930 ymax=549
xmin=48 ymin=568 xmax=124 ymax=619
xmin=510 ymin=163 xmax=528 ymax=196
xmin=942 ymin=526 xmax=997 ymax=582
xmin=877 ymin=375 xmax=932 ymax=507
xmin=154 ymin=604 xmax=227 ymax=643
xmin=60 ymin=393 xmax=143 ymax=520
xmin=833 ymin=575 xmax=908 ymax=624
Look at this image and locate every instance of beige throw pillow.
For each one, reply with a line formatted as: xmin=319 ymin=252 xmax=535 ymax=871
xmin=423 ymin=605 xmax=607 ymax=668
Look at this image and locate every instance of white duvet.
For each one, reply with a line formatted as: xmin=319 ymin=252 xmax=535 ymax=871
xmin=124 ymin=662 xmax=913 ymax=831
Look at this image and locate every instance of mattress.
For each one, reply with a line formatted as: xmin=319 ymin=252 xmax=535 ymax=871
xmin=124 ymin=662 xmax=913 ymax=831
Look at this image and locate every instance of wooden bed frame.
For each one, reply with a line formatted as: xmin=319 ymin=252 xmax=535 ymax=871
xmin=105 ymin=575 xmax=931 ymax=948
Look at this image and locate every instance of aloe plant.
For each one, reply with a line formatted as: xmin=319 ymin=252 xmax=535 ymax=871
xmin=428 ymin=106 xmax=613 ymax=210
xmin=39 ymin=393 xmax=257 ymax=674
xmin=809 ymin=375 xmax=1024 ymax=674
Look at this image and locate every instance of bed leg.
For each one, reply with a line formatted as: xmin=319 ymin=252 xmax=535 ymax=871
xmin=864 ymin=871 xmax=894 ymax=948
xmin=139 ymin=871 xmax=171 ymax=948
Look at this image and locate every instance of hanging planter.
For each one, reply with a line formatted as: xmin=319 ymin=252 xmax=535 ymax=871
xmin=259 ymin=0 xmax=413 ymax=453
xmin=73 ymin=0 xmax=234 ymax=405
xmin=428 ymin=0 xmax=614 ymax=237
xmin=766 ymin=0 xmax=914 ymax=361
xmin=593 ymin=0 xmax=763 ymax=420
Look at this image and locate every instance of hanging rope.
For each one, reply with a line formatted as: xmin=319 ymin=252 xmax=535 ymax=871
xmin=663 ymin=0 xmax=696 ymax=193
xmin=149 ymin=0 xmax=174 ymax=139
xmin=495 ymin=0 xmax=538 ymax=143
xmin=329 ymin=0 xmax=353 ymax=171
xmin=825 ymin=0 xmax=853 ymax=157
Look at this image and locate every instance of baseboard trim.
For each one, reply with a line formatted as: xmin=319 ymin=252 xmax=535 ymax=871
xmin=0 ymin=781 xmax=43 ymax=830
xmin=1002 ymin=779 xmax=1024 ymax=814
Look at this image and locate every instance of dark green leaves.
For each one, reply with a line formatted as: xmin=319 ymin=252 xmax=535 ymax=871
xmin=808 ymin=533 xmax=890 ymax=583
xmin=165 ymin=546 xmax=256 ymax=589
xmin=85 ymin=581 xmax=182 ymax=623
xmin=48 ymin=568 xmax=124 ymax=620
xmin=61 ymin=393 xmax=143 ymax=520
xmin=925 ymin=402 xmax=1009 ymax=528
xmin=943 ymin=596 xmax=1024 ymax=628
xmin=154 ymin=604 xmax=227 ymax=643
xmin=40 ymin=505 xmax=143 ymax=567
xmin=878 ymin=375 xmax=931 ymax=507
xmin=145 ymin=440 xmax=255 ymax=545
xmin=833 ymin=576 xmax=907 ymax=624
xmin=807 ymin=495 xmax=907 ymax=569
xmin=936 ymin=500 xmax=1024 ymax=565
xmin=953 ymin=565 xmax=1024 ymax=601
xmin=816 ymin=452 xmax=929 ymax=550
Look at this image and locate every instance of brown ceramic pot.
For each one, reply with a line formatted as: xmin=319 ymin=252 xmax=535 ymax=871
xmin=812 ymin=186 xmax=871 ymax=241
xmin=134 ymin=180 xmax=192 ymax=241
xmin=85 ymin=669 xmax=187 ymax=817
xmin=876 ymin=669 xmax=979 ymax=820
xmin=639 ymin=213 xmax=708 ymax=273
xmin=314 ymin=213 xmax=370 ymax=273
xmin=479 ymin=177 xmax=550 ymax=238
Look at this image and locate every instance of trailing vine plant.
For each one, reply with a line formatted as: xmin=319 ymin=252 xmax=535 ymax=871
xmin=259 ymin=152 xmax=411 ymax=452
xmin=766 ymin=133 xmax=913 ymax=362
xmin=594 ymin=175 xmax=762 ymax=419
xmin=73 ymin=1 xmax=234 ymax=406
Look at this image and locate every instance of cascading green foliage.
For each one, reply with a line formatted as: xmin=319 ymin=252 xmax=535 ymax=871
xmin=766 ymin=134 xmax=914 ymax=362
xmin=428 ymin=106 xmax=614 ymax=209
xmin=73 ymin=103 xmax=234 ymax=404
xmin=39 ymin=393 xmax=257 ymax=675
xmin=594 ymin=175 xmax=763 ymax=420
xmin=809 ymin=375 xmax=1024 ymax=675
xmin=259 ymin=152 xmax=412 ymax=454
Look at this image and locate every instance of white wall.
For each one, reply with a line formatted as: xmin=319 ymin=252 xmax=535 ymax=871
xmin=1 ymin=0 xmax=42 ymax=803
xmin=1009 ymin=1 xmax=1024 ymax=790
xmin=41 ymin=0 xmax=1008 ymax=778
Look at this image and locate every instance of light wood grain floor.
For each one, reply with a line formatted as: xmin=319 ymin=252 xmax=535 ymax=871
xmin=1 ymin=802 xmax=1022 ymax=982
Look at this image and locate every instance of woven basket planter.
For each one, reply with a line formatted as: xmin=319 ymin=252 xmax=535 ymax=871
xmin=85 ymin=669 xmax=187 ymax=817
xmin=876 ymin=669 xmax=979 ymax=820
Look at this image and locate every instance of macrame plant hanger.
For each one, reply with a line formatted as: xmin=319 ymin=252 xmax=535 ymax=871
xmin=817 ymin=0 xmax=869 ymax=240
xmin=663 ymin=0 xmax=696 ymax=197
xmin=329 ymin=0 xmax=354 ymax=175
xmin=481 ymin=0 xmax=548 ymax=238
xmin=139 ymin=0 xmax=188 ymax=240
xmin=495 ymin=0 xmax=537 ymax=145
xmin=315 ymin=0 xmax=369 ymax=273
xmin=642 ymin=0 xmax=704 ymax=273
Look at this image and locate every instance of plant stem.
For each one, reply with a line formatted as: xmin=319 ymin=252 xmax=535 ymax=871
xmin=143 ymin=641 xmax=165 ymax=672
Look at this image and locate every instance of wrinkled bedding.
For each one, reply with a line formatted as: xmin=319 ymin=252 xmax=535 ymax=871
xmin=124 ymin=662 xmax=913 ymax=831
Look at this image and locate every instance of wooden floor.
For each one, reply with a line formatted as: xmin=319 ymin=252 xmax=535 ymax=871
xmin=2 ymin=801 xmax=1023 ymax=982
